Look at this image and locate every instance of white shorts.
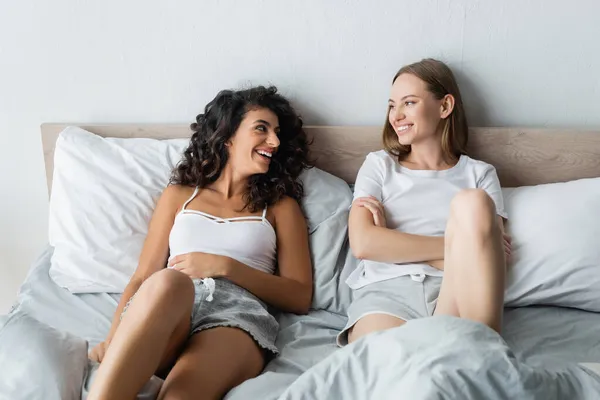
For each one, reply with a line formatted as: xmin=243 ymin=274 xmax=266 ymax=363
xmin=337 ymin=275 xmax=442 ymax=346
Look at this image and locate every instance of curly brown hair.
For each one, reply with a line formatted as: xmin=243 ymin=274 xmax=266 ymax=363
xmin=170 ymin=86 xmax=311 ymax=212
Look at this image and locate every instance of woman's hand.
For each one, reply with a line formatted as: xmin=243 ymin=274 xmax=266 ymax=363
xmin=355 ymin=196 xmax=387 ymax=228
xmin=89 ymin=339 xmax=111 ymax=363
xmin=168 ymin=252 xmax=232 ymax=279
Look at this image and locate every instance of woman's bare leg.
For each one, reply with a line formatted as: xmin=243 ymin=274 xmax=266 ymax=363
xmin=158 ymin=327 xmax=265 ymax=400
xmin=434 ymin=189 xmax=506 ymax=332
xmin=88 ymin=269 xmax=195 ymax=400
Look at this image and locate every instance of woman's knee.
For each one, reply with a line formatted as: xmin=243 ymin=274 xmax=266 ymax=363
xmin=449 ymin=189 xmax=497 ymax=233
xmin=138 ymin=268 xmax=195 ymax=308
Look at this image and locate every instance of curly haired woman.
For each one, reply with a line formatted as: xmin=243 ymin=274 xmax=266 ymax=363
xmin=88 ymin=86 xmax=313 ymax=400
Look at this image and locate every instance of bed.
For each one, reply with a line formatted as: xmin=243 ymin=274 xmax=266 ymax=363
xmin=2 ymin=124 xmax=600 ymax=399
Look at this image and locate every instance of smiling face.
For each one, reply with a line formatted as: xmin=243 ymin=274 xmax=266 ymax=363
xmin=226 ymin=107 xmax=281 ymax=177
xmin=382 ymin=59 xmax=469 ymax=164
xmin=387 ymin=73 xmax=451 ymax=147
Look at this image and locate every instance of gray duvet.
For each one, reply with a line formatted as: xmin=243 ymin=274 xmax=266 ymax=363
xmin=2 ymin=247 xmax=600 ymax=399
xmin=278 ymin=316 xmax=600 ymax=400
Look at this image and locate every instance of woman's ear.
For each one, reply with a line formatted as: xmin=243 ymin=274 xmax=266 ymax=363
xmin=440 ymin=94 xmax=455 ymax=119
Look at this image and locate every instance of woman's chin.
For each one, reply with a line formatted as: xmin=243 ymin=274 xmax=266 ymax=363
xmin=252 ymin=164 xmax=269 ymax=175
xmin=397 ymin=132 xmax=419 ymax=146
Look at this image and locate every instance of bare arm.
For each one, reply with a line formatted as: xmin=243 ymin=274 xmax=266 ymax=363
xmin=104 ymin=186 xmax=181 ymax=341
xmin=89 ymin=186 xmax=181 ymax=362
xmin=346 ymin=154 xmax=443 ymax=264
xmin=349 ymin=201 xmax=444 ymax=264
xmin=224 ymin=197 xmax=313 ymax=315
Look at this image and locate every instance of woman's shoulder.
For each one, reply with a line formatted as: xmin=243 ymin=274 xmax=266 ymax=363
xmin=368 ymin=149 xmax=393 ymax=161
xmin=270 ymin=196 xmax=305 ymax=229
xmin=363 ymin=150 xmax=394 ymax=168
xmin=162 ymin=184 xmax=195 ymax=198
xmin=460 ymin=155 xmax=497 ymax=173
xmin=459 ymin=156 xmax=501 ymax=185
xmin=159 ymin=184 xmax=196 ymax=209
xmin=271 ymin=195 xmax=301 ymax=213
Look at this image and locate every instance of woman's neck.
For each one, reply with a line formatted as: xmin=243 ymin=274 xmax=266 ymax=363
xmin=403 ymin=141 xmax=453 ymax=170
xmin=208 ymin=166 xmax=248 ymax=199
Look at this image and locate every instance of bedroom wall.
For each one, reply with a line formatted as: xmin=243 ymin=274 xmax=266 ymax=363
xmin=1 ymin=0 xmax=599 ymax=312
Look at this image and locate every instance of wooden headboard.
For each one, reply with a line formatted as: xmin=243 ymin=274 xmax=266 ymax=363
xmin=41 ymin=124 xmax=600 ymax=195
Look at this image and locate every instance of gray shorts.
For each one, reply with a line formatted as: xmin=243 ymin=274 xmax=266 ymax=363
xmin=337 ymin=275 xmax=442 ymax=346
xmin=122 ymin=277 xmax=279 ymax=355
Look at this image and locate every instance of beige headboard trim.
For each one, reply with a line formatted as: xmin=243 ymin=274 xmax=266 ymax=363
xmin=41 ymin=123 xmax=600 ymax=195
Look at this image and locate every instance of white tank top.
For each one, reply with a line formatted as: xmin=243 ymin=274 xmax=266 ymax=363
xmin=168 ymin=187 xmax=277 ymax=277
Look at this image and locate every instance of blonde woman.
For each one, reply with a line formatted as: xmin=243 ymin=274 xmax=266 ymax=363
xmin=338 ymin=59 xmax=510 ymax=346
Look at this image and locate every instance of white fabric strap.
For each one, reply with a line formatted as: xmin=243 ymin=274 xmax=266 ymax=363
xmin=181 ymin=187 xmax=200 ymax=211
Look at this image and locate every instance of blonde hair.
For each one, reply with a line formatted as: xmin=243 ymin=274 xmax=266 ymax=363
xmin=383 ymin=58 xmax=468 ymax=163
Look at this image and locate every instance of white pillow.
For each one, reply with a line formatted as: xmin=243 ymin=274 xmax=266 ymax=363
xmin=49 ymin=127 xmax=187 ymax=292
xmin=49 ymin=127 xmax=353 ymax=300
xmin=504 ymin=177 xmax=600 ymax=311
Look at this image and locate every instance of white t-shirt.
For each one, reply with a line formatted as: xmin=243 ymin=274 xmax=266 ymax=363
xmin=346 ymin=150 xmax=507 ymax=289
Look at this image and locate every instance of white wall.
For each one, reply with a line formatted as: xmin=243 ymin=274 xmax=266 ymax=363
xmin=1 ymin=0 xmax=599 ymax=312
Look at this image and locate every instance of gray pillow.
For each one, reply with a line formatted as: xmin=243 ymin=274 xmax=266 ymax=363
xmin=300 ymin=168 xmax=352 ymax=233
xmin=0 ymin=312 xmax=88 ymax=400
xmin=299 ymin=168 xmax=353 ymax=312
